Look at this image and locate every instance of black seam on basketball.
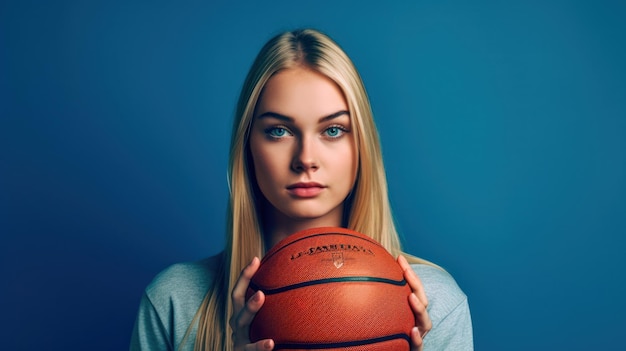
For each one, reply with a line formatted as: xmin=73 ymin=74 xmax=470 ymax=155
xmin=262 ymin=232 xmax=383 ymax=263
xmin=273 ymin=333 xmax=410 ymax=350
xmin=249 ymin=277 xmax=407 ymax=295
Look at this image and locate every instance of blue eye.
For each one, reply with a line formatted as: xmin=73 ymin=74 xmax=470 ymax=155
xmin=266 ymin=127 xmax=291 ymax=139
xmin=324 ymin=126 xmax=345 ymax=138
xmin=271 ymin=128 xmax=286 ymax=136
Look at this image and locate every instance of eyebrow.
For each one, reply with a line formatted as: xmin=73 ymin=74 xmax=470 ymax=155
xmin=256 ymin=110 xmax=350 ymax=123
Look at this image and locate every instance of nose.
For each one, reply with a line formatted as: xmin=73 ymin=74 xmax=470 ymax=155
xmin=291 ymin=136 xmax=319 ymax=172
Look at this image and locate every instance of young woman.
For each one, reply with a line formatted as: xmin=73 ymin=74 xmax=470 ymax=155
xmin=130 ymin=29 xmax=473 ymax=351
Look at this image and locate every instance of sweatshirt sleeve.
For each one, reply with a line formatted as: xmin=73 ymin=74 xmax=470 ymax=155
xmin=129 ymin=292 xmax=173 ymax=351
xmin=411 ymin=264 xmax=474 ymax=351
xmin=423 ymin=295 xmax=474 ymax=350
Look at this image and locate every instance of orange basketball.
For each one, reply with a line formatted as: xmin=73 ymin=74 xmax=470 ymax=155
xmin=246 ymin=227 xmax=414 ymax=350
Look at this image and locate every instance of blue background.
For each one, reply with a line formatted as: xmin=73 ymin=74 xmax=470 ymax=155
xmin=2 ymin=0 xmax=625 ymax=350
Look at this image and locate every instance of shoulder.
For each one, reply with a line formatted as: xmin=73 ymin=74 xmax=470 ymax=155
xmin=131 ymin=253 xmax=223 ymax=351
xmin=410 ymin=264 xmax=468 ymax=327
xmin=144 ymin=253 xmax=222 ymax=332
xmin=145 ymin=253 xmax=222 ymax=308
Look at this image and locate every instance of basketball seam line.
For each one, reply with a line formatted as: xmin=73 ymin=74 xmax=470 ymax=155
xmin=273 ymin=333 xmax=410 ymax=349
xmin=249 ymin=276 xmax=407 ymax=295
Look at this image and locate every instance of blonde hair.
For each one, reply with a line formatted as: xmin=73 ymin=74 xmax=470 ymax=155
xmin=185 ymin=28 xmax=434 ymax=351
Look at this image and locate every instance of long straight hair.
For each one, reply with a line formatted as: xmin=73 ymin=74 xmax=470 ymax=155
xmin=185 ymin=28 xmax=434 ymax=351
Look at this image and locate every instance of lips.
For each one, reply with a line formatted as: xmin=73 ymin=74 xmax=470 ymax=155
xmin=286 ymin=182 xmax=326 ymax=198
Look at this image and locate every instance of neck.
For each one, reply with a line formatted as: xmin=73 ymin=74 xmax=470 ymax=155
xmin=262 ymin=205 xmax=345 ymax=250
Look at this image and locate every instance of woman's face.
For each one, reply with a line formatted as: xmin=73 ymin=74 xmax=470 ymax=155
xmin=249 ymin=67 xmax=357 ymax=228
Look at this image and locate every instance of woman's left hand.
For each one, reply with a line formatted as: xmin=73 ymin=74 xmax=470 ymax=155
xmin=398 ymin=255 xmax=432 ymax=351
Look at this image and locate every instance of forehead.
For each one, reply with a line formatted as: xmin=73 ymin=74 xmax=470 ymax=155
xmin=254 ymin=67 xmax=349 ymax=121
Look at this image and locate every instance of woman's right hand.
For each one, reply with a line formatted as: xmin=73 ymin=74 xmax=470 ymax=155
xmin=229 ymin=257 xmax=275 ymax=351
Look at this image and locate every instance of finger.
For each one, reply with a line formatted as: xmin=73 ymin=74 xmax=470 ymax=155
xmin=231 ymin=257 xmax=261 ymax=312
xmin=398 ymin=255 xmax=428 ymax=308
xmin=243 ymin=339 xmax=274 ymax=351
xmin=230 ymin=290 xmax=266 ymax=345
xmin=397 ymin=254 xmax=412 ymax=271
xmin=409 ymin=293 xmax=432 ymax=338
xmin=410 ymin=327 xmax=423 ymax=351
xmin=236 ymin=290 xmax=266 ymax=330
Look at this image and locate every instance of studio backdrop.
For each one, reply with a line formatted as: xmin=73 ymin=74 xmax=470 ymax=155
xmin=2 ymin=1 xmax=625 ymax=350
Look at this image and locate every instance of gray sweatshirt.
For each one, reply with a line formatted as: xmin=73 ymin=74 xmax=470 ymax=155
xmin=130 ymin=254 xmax=473 ymax=350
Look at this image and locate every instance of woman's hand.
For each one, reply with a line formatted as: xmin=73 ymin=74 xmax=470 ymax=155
xmin=229 ymin=257 xmax=275 ymax=351
xmin=398 ymin=255 xmax=432 ymax=351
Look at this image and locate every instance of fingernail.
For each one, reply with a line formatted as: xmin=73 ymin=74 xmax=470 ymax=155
xmin=253 ymin=291 xmax=262 ymax=302
xmin=264 ymin=339 xmax=273 ymax=349
xmin=412 ymin=326 xmax=419 ymax=336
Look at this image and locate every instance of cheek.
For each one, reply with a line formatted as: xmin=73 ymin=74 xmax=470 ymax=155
xmin=331 ymin=142 xmax=358 ymax=187
xmin=251 ymin=150 xmax=272 ymax=186
xmin=249 ymin=139 xmax=284 ymax=191
xmin=344 ymin=137 xmax=358 ymax=171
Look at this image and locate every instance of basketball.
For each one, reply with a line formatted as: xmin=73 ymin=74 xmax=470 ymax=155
xmin=246 ymin=226 xmax=414 ymax=350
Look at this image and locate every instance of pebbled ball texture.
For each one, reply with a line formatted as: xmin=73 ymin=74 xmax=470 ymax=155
xmin=246 ymin=227 xmax=414 ymax=350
